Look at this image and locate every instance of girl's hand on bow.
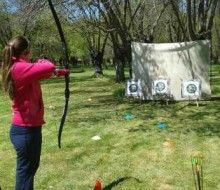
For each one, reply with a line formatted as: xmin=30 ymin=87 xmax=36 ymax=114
xmin=54 ymin=68 xmax=69 ymax=76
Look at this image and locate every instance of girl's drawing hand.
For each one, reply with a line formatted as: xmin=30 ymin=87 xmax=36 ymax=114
xmin=54 ymin=69 xmax=69 ymax=76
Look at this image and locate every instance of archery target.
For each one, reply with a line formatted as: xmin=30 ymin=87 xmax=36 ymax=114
xmin=182 ymin=80 xmax=201 ymax=98
xmin=152 ymin=79 xmax=169 ymax=95
xmin=126 ymin=79 xmax=142 ymax=97
xmin=129 ymin=83 xmax=138 ymax=93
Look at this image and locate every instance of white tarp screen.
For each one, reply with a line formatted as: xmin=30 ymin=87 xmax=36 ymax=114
xmin=131 ymin=40 xmax=211 ymax=100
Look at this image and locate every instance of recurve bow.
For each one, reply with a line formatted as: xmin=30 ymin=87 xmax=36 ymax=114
xmin=48 ymin=0 xmax=70 ymax=148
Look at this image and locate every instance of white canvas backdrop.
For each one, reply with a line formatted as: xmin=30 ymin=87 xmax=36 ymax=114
xmin=131 ymin=40 xmax=211 ymax=100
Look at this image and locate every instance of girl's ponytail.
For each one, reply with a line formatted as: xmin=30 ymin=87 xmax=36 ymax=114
xmin=1 ymin=36 xmax=29 ymax=99
xmin=2 ymin=44 xmax=14 ymax=99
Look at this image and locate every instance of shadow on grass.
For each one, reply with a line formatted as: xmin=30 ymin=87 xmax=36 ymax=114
xmin=193 ymin=123 xmax=220 ymax=137
xmin=128 ymin=125 xmax=152 ymax=133
xmin=75 ymin=89 xmax=110 ymax=94
xmin=103 ymin=177 xmax=142 ymax=190
xmin=125 ymin=99 xmax=220 ymax=137
xmin=42 ymin=75 xmax=94 ymax=85
xmin=128 ymin=121 xmax=220 ymax=137
xmin=211 ymin=96 xmax=220 ymax=100
xmin=42 ymin=74 xmax=119 ymax=86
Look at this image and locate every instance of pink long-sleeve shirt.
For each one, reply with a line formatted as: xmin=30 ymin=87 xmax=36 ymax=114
xmin=11 ymin=58 xmax=55 ymax=127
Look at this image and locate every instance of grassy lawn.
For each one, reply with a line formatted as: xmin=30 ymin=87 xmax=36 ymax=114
xmin=0 ymin=64 xmax=220 ymax=190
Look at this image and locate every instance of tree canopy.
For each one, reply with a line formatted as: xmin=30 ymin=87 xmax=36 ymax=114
xmin=0 ymin=0 xmax=219 ymax=80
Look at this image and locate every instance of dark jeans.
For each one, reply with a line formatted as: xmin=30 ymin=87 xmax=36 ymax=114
xmin=10 ymin=125 xmax=42 ymax=190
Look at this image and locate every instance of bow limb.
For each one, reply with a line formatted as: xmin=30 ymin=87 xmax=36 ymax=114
xmin=48 ymin=0 xmax=70 ymax=148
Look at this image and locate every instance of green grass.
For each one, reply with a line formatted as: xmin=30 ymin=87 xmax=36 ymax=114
xmin=1 ymin=65 xmax=220 ymax=190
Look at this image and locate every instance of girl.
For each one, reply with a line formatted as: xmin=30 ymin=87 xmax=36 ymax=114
xmin=1 ymin=36 xmax=68 ymax=190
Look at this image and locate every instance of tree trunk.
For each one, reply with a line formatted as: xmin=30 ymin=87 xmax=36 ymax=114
xmin=115 ymin=58 xmax=125 ymax=82
xmin=170 ymin=0 xmax=188 ymax=41
xmin=114 ymin=46 xmax=125 ymax=82
xmin=94 ymin=57 xmax=103 ymax=76
xmin=198 ymin=0 xmax=206 ymax=34
xmin=187 ymin=0 xmax=198 ymax=40
xmin=124 ymin=42 xmax=132 ymax=79
xmin=91 ymin=50 xmax=103 ymax=76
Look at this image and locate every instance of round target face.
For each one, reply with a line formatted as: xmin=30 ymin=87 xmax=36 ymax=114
xmin=155 ymin=82 xmax=165 ymax=92
xmin=129 ymin=84 xmax=138 ymax=93
xmin=186 ymin=84 xmax=197 ymax=94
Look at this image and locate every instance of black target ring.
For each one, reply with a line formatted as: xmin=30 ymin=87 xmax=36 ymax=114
xmin=129 ymin=84 xmax=138 ymax=93
xmin=155 ymin=82 xmax=166 ymax=92
xmin=186 ymin=84 xmax=197 ymax=94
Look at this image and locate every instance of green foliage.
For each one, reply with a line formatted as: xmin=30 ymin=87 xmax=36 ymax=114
xmin=212 ymin=14 xmax=220 ymax=59
xmin=0 ymin=44 xmax=3 ymax=60
xmin=112 ymin=88 xmax=125 ymax=102
xmin=27 ymin=12 xmax=63 ymax=61
xmin=67 ymin=29 xmax=88 ymax=58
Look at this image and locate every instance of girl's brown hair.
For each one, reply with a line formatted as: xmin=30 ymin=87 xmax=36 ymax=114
xmin=1 ymin=36 xmax=30 ymax=99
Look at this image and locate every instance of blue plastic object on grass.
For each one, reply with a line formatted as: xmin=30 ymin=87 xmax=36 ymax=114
xmin=123 ymin=112 xmax=134 ymax=121
xmin=157 ymin=122 xmax=167 ymax=129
